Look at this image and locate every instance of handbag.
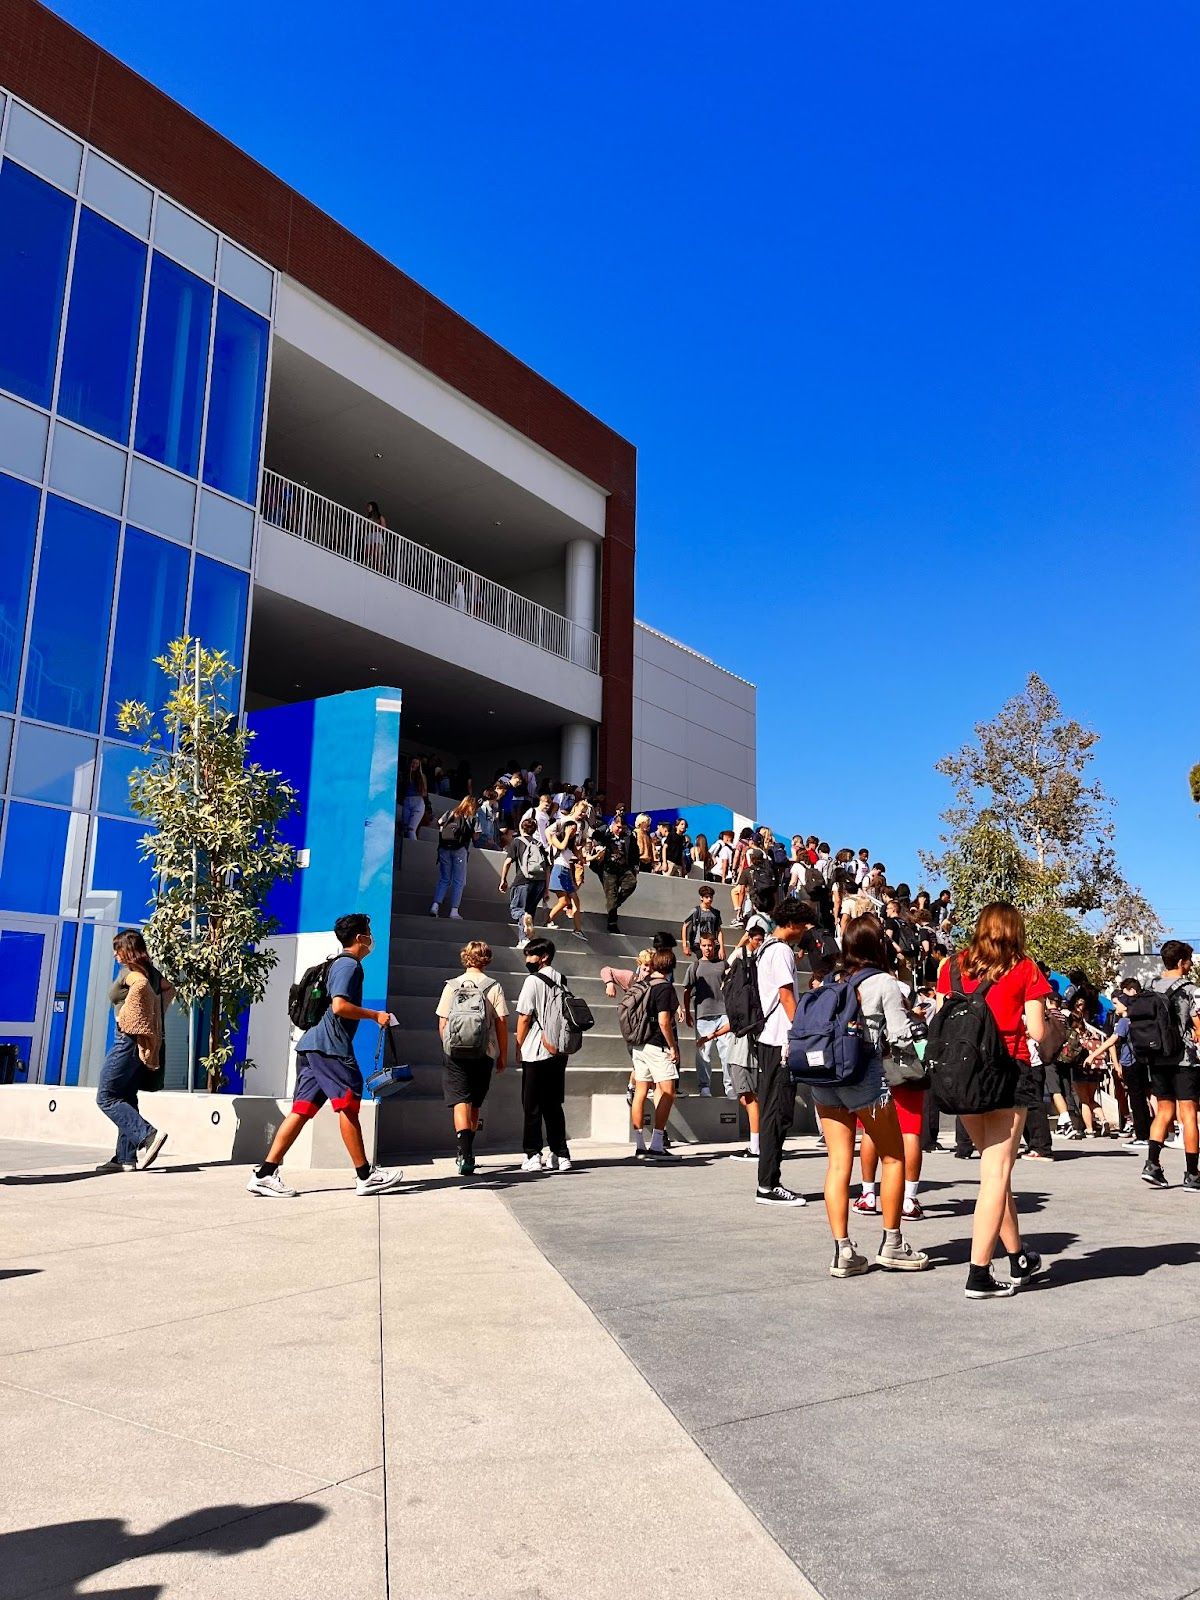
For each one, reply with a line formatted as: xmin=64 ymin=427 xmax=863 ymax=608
xmin=883 ymin=1037 xmax=930 ymax=1090
xmin=366 ymin=1024 xmax=414 ymax=1099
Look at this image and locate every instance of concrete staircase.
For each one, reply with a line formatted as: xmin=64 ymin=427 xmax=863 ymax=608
xmin=376 ymin=839 xmax=752 ymax=1160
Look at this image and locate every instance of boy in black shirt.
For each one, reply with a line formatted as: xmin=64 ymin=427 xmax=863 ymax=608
xmin=681 ymin=885 xmax=726 ymax=959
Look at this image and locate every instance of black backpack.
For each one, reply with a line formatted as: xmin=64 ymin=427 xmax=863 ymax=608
xmin=804 ymin=864 xmax=825 ymax=897
xmin=925 ymin=958 xmax=1016 ymax=1114
xmin=288 ymin=956 xmax=338 ymax=1029
xmin=802 ymin=926 xmax=839 ymax=968
xmin=748 ymin=861 xmax=778 ymax=912
xmin=1125 ymin=983 xmax=1187 ymax=1063
xmin=618 ymin=974 xmax=665 ymax=1048
xmin=438 ymin=811 xmax=473 ymax=849
xmin=723 ymin=947 xmax=768 ymax=1038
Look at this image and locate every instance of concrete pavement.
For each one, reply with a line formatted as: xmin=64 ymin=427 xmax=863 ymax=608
xmin=0 ymin=1136 xmax=815 ymax=1600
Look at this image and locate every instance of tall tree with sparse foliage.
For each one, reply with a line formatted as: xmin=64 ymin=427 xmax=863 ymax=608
xmin=922 ymin=674 xmax=1160 ymax=978
xmin=118 ymin=638 xmax=298 ymax=1091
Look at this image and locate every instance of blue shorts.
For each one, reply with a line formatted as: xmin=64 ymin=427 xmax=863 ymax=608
xmin=550 ymin=863 xmax=576 ymax=894
xmin=811 ymin=1055 xmax=890 ymax=1114
xmin=292 ymin=1050 xmax=364 ymax=1117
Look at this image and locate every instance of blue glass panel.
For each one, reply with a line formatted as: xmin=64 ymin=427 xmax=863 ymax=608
xmin=22 ymin=497 xmax=118 ymax=731
xmin=0 ymin=928 xmax=44 ymax=1021
xmin=11 ymin=723 xmax=95 ymax=807
xmin=0 ymin=472 xmax=40 ymax=713
xmin=90 ymin=815 xmax=156 ymax=927
xmin=57 ymin=209 xmax=147 ymax=444
xmin=135 ymin=254 xmax=212 ymax=476
xmin=98 ymin=742 xmax=145 ymax=818
xmin=63 ymin=917 xmax=96 ymax=1086
xmin=105 ymin=527 xmax=189 ymax=738
xmin=202 ymin=294 xmax=268 ymax=503
xmin=188 ymin=555 xmax=248 ymax=709
xmin=0 ymin=800 xmax=74 ymax=915
xmin=0 ymin=162 xmax=75 ymax=407
xmin=44 ymin=918 xmax=78 ymax=1085
xmin=0 ymin=717 xmax=11 ymax=789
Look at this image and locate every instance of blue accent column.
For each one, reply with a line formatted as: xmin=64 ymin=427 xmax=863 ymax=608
xmin=248 ymin=688 xmax=402 ymax=1088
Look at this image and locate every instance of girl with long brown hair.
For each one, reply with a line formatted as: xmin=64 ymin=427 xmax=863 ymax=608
xmin=96 ymin=930 xmax=173 ymax=1172
xmin=430 ymin=795 xmax=479 ymax=920
xmin=935 ymin=901 xmax=1052 ymax=1299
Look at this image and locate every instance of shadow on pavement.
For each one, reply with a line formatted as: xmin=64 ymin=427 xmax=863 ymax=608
xmin=925 ymin=1226 xmax=1077 ymax=1268
xmin=0 ymin=1498 xmax=326 ymax=1599
xmin=1034 ymin=1239 xmax=1200 ymax=1289
xmin=0 ymin=1269 xmax=41 ymax=1282
xmin=0 ymin=1163 xmax=228 ymax=1187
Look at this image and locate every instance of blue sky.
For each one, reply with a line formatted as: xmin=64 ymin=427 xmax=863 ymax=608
xmin=54 ymin=1 xmax=1200 ymax=928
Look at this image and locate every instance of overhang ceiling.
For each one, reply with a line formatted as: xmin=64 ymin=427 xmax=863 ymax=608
xmin=264 ymin=340 xmax=600 ymax=583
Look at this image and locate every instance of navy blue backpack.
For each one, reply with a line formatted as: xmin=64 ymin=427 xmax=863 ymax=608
xmin=786 ymin=968 xmax=880 ymax=1086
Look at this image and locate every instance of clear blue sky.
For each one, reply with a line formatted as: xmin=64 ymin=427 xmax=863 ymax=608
xmin=53 ymin=1 xmax=1200 ymax=928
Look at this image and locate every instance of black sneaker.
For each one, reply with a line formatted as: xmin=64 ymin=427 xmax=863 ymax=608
xmin=755 ymin=1185 xmax=807 ymax=1207
xmin=965 ymin=1269 xmax=1016 ymax=1300
xmin=729 ymin=1147 xmax=758 ymax=1160
xmin=1009 ymin=1250 xmax=1044 ymax=1288
xmin=646 ymin=1144 xmax=682 ymax=1162
xmin=625 ymin=1082 xmax=635 ymax=1106
xmin=1141 ymin=1161 xmax=1169 ymax=1188
xmin=1184 ymin=1172 xmax=1200 ymax=1192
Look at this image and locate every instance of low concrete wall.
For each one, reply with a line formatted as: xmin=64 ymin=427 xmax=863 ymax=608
xmin=0 ymin=1085 xmax=378 ymax=1169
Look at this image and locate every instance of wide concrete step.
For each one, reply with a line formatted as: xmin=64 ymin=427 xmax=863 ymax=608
xmin=388 ymin=934 xmax=646 ymax=974
xmin=379 ymin=1061 xmax=648 ymax=1097
xmin=382 ymin=992 xmax=622 ymax=1029
xmin=377 ymin=1024 xmax=637 ymax=1070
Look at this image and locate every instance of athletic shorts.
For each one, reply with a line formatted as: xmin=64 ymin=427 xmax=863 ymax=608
xmin=632 ymin=1043 xmax=678 ymax=1083
xmin=442 ymin=1055 xmax=494 ymax=1108
xmin=813 ymin=1056 xmax=890 ymax=1115
xmin=549 ymin=863 xmax=576 ymax=894
xmin=1149 ymin=1062 xmax=1200 ymax=1103
xmin=890 ymin=1082 xmax=926 ymax=1137
xmin=292 ymin=1050 xmax=363 ymax=1117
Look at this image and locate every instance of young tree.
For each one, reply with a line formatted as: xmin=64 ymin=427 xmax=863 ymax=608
xmin=922 ymin=674 xmax=1160 ymax=977
xmin=118 ymin=638 xmax=298 ymax=1091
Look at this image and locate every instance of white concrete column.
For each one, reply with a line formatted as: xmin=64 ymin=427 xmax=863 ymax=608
xmin=561 ymin=722 xmax=593 ymax=785
xmin=564 ymin=537 xmax=598 ymax=668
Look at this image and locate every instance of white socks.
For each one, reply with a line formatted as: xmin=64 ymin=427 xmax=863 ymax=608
xmin=904 ymin=1179 xmax=920 ymax=1204
xmin=649 ymin=1129 xmax=664 ymax=1153
xmin=861 ymin=1182 xmax=877 ymax=1200
xmin=633 ymin=1130 xmax=646 ymax=1151
xmin=749 ymin=1133 xmax=760 ymax=1155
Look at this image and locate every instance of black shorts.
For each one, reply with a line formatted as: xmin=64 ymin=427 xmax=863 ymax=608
xmin=442 ymin=1056 xmax=494 ymax=1108
xmin=1148 ymin=1062 xmax=1200 ymax=1103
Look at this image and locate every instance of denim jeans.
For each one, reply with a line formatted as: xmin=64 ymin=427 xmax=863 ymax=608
xmin=694 ymin=1015 xmax=732 ymax=1093
xmin=401 ymin=793 xmax=426 ymax=839
xmin=433 ymin=846 xmax=468 ymax=910
xmin=509 ymin=879 xmax=536 ymax=923
xmin=96 ymin=1031 xmax=154 ymax=1164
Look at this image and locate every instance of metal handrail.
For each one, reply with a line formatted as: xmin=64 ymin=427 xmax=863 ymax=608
xmin=259 ymin=469 xmax=600 ymax=673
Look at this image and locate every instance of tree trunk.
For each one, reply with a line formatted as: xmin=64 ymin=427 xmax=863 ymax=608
xmin=207 ymin=978 xmax=222 ymax=1093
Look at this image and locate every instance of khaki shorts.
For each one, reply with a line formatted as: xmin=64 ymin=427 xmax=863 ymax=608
xmin=631 ymin=1043 xmax=679 ymax=1083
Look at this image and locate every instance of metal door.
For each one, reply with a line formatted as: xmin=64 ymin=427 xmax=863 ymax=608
xmin=0 ymin=915 xmax=56 ymax=1082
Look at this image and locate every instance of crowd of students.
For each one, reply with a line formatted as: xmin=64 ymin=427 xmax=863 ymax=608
xmin=92 ymin=779 xmax=1199 ymax=1302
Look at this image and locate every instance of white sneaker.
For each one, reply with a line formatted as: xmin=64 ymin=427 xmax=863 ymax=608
xmin=448 ymin=909 xmax=463 ymax=921
xmin=556 ymin=1157 xmax=573 ymax=1173
xmin=429 ymin=903 xmax=439 ymax=917
xmin=355 ymin=1166 xmax=405 ymax=1196
xmin=520 ymin=1154 xmax=543 ymax=1173
xmin=516 ymin=936 xmax=529 ymax=950
xmin=698 ymin=1087 xmax=712 ymax=1097
xmin=246 ymin=1170 xmax=298 ymax=1198
xmin=540 ymin=1152 xmax=559 ymax=1171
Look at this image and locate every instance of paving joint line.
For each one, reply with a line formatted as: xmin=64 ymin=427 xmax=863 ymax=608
xmin=0 ymin=1372 xmax=369 ymax=1497
xmin=498 ymin=1192 xmax=828 ymax=1600
xmin=0 ymin=1271 xmax=378 ymax=1358
xmin=691 ymin=1306 xmax=1200 ymax=1434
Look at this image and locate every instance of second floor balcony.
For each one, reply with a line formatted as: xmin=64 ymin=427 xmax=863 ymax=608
xmin=259 ymin=470 xmax=600 ymax=674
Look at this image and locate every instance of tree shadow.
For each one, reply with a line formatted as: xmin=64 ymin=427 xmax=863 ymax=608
xmin=1034 ymin=1239 xmax=1200 ymax=1289
xmin=0 ymin=1498 xmax=326 ymax=1599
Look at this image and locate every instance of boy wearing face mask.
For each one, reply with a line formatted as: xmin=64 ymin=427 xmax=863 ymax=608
xmin=515 ymin=938 xmax=574 ymax=1174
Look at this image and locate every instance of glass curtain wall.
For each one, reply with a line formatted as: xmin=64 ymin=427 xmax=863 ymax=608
xmin=0 ymin=95 xmax=274 ymax=1089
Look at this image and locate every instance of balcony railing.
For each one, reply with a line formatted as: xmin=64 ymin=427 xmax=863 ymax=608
xmin=259 ymin=470 xmax=600 ymax=673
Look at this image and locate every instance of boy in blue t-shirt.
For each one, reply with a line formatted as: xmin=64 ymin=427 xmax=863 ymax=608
xmin=246 ymin=912 xmax=405 ymax=1198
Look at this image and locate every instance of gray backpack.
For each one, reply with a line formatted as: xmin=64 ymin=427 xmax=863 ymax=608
xmin=535 ymin=972 xmax=584 ymax=1056
xmin=444 ymin=979 xmax=493 ymax=1060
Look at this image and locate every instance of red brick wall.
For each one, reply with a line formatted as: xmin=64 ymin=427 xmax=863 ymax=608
xmin=0 ymin=0 xmax=635 ymax=798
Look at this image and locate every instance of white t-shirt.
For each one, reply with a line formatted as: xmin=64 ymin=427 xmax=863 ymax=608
xmin=435 ymin=968 xmax=509 ymax=1059
xmin=757 ymin=939 xmax=798 ymax=1049
xmin=523 ymin=806 xmax=554 ymax=848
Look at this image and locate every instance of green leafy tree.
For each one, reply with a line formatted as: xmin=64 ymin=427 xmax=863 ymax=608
xmin=118 ymin=638 xmax=298 ymax=1091
xmin=922 ymin=674 xmax=1161 ymax=979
